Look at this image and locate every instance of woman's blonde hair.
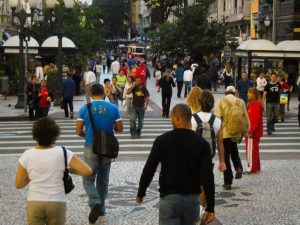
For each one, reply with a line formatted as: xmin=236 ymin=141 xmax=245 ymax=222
xmin=186 ymin=86 xmax=203 ymax=113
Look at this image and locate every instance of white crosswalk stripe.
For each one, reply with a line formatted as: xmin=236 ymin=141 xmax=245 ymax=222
xmin=0 ymin=118 xmax=299 ymax=156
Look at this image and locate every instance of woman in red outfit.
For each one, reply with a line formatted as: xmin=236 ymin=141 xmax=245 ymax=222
xmin=245 ymin=88 xmax=264 ymax=174
xmin=38 ymin=79 xmax=53 ymax=118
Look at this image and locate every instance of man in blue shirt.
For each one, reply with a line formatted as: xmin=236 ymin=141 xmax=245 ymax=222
xmin=76 ymin=83 xmax=123 ymax=224
xmin=62 ymin=71 xmax=75 ymax=119
xmin=175 ymin=62 xmax=185 ymax=98
xmin=236 ymin=72 xmax=252 ymax=104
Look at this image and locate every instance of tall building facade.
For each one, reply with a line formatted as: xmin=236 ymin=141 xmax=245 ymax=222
xmin=209 ymin=0 xmax=251 ymax=42
xmin=275 ymin=0 xmax=300 ymax=42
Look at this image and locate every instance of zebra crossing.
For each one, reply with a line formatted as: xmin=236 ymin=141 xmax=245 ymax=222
xmin=0 ymin=117 xmax=299 ymax=156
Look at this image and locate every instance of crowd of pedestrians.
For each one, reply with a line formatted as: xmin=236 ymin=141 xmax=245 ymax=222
xmin=17 ymin=53 xmax=300 ymax=225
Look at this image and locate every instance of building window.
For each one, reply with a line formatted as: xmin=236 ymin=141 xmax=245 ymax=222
xmin=224 ymin=0 xmax=226 ymax=11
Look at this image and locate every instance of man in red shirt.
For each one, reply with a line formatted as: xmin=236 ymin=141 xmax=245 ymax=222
xmin=135 ymin=62 xmax=147 ymax=86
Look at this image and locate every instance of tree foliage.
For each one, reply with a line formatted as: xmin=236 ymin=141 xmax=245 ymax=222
xmin=150 ymin=1 xmax=226 ymax=57
xmin=92 ymin=0 xmax=128 ymax=38
xmin=145 ymin=0 xmax=183 ymax=23
xmin=30 ymin=1 xmax=105 ymax=66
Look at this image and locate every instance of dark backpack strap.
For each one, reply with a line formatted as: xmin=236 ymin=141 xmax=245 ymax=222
xmin=208 ymin=114 xmax=216 ymax=139
xmin=62 ymin=146 xmax=67 ymax=170
xmin=192 ymin=113 xmax=202 ymax=125
xmin=87 ymin=103 xmax=96 ymax=132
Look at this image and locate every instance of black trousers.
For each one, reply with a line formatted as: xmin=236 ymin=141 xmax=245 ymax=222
xmin=223 ymin=138 xmax=243 ymax=185
xmin=162 ymin=95 xmax=171 ymax=116
xmin=63 ymin=99 xmax=74 ymax=118
xmin=177 ymin=81 xmax=183 ymax=97
xmin=28 ymin=105 xmax=37 ymax=120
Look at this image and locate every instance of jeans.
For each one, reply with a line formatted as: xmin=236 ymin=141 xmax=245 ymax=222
xmin=130 ymin=106 xmax=145 ymax=136
xmin=63 ymin=98 xmax=74 ymax=118
xmin=266 ymin=102 xmax=279 ymax=132
xmin=159 ymin=194 xmax=200 ymax=225
xmin=223 ymin=138 xmax=243 ymax=185
xmin=184 ymin=81 xmax=192 ymax=97
xmin=83 ymin=145 xmax=112 ymax=214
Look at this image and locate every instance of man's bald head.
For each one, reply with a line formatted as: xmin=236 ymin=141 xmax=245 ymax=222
xmin=171 ymin=104 xmax=192 ymax=128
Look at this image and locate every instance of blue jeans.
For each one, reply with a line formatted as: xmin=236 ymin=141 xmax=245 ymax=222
xmin=159 ymin=194 xmax=200 ymax=225
xmin=266 ymin=102 xmax=279 ymax=132
xmin=82 ymin=145 xmax=112 ymax=214
xmin=184 ymin=81 xmax=192 ymax=97
xmin=130 ymin=106 xmax=145 ymax=136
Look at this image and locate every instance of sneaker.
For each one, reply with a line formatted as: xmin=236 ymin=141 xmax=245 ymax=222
xmin=222 ymin=184 xmax=232 ymax=190
xmin=235 ymin=168 xmax=243 ymax=179
xmin=130 ymin=135 xmax=137 ymax=139
xmin=89 ymin=203 xmax=100 ymax=224
xmin=267 ymin=130 xmax=272 ymax=135
xmin=65 ymin=117 xmax=70 ymax=120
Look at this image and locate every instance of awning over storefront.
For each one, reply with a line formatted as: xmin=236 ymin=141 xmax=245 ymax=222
xmin=2 ymin=35 xmax=39 ymax=54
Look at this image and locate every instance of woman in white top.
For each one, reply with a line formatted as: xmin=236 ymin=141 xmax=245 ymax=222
xmin=122 ymin=76 xmax=134 ymax=117
xmin=256 ymin=72 xmax=267 ymax=96
xmin=35 ymin=61 xmax=44 ymax=82
xmin=15 ymin=117 xmax=92 ymax=225
xmin=222 ymin=63 xmax=233 ymax=89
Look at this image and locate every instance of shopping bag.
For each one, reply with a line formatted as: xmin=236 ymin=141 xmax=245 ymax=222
xmin=280 ymin=93 xmax=288 ymax=105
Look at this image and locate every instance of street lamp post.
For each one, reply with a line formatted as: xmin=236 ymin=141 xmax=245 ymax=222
xmin=264 ymin=16 xmax=271 ymax=40
xmin=45 ymin=0 xmax=74 ymax=106
xmin=253 ymin=15 xmax=259 ymax=40
xmin=10 ymin=0 xmax=40 ymax=110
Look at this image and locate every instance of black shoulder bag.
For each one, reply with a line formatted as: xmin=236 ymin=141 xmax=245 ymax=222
xmin=87 ymin=103 xmax=119 ymax=159
xmin=62 ymin=146 xmax=75 ymax=194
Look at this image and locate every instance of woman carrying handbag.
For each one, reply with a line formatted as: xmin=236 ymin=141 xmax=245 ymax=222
xmin=15 ymin=117 xmax=92 ymax=225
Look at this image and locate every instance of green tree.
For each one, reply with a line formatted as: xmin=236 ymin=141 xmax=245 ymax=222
xmin=144 ymin=0 xmax=183 ymax=23
xmin=92 ymin=0 xmax=128 ymax=38
xmin=30 ymin=1 xmax=105 ymax=65
xmin=150 ymin=0 xmax=226 ymax=57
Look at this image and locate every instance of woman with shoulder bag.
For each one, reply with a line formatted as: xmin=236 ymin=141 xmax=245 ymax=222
xmin=15 ymin=117 xmax=92 ymax=225
xmin=122 ymin=76 xmax=134 ymax=117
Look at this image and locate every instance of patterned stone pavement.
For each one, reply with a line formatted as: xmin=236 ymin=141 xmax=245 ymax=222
xmin=1 ymin=157 xmax=300 ymax=225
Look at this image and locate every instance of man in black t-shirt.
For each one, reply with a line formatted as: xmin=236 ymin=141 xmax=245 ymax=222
xmin=127 ymin=77 xmax=150 ymax=138
xmin=263 ymin=73 xmax=281 ymax=135
xmin=136 ymin=104 xmax=215 ymax=225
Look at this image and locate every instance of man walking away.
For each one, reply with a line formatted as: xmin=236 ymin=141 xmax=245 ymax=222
xmin=127 ymin=77 xmax=149 ymax=139
xmin=214 ymin=86 xmax=249 ymax=190
xmin=76 ymin=83 xmax=123 ymax=224
xmin=263 ymin=73 xmax=281 ymax=135
xmin=136 ymin=104 xmax=215 ymax=225
xmin=111 ymin=58 xmax=120 ymax=77
xmin=196 ymin=64 xmax=212 ymax=90
xmin=183 ymin=67 xmax=193 ymax=97
xmin=84 ymin=67 xmax=96 ymax=103
xmin=62 ymin=71 xmax=76 ymax=119
xmin=175 ymin=62 xmax=185 ymax=98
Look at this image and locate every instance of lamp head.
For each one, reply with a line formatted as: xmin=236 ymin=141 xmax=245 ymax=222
xmin=28 ymin=0 xmax=37 ymax=9
xmin=10 ymin=0 xmax=19 ymax=9
xmin=64 ymin=0 xmax=74 ymax=9
xmin=264 ymin=16 xmax=271 ymax=27
xmin=45 ymin=0 xmax=56 ymax=9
